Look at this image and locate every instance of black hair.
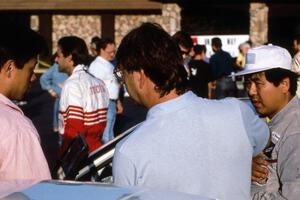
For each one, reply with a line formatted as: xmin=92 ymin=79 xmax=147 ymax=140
xmin=58 ymin=36 xmax=92 ymax=66
xmin=91 ymin=36 xmax=101 ymax=44
xmin=0 ymin=23 xmax=47 ymax=70
xmin=265 ymin=68 xmax=298 ymax=96
xmin=293 ymin=34 xmax=300 ymax=45
xmin=172 ymin=31 xmax=193 ymax=51
xmin=94 ymin=38 xmax=114 ymax=52
xmin=193 ymin=44 xmax=207 ymax=55
xmin=116 ymin=22 xmax=189 ymax=97
xmin=211 ymin=37 xmax=222 ymax=49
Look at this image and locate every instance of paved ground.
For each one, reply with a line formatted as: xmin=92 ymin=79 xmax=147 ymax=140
xmin=21 ymin=75 xmax=147 ymax=177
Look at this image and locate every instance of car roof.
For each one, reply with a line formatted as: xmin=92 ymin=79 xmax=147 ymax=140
xmin=1 ymin=180 xmax=213 ymax=200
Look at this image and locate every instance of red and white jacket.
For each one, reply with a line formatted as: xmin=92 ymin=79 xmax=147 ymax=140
xmin=59 ymin=65 xmax=109 ymax=154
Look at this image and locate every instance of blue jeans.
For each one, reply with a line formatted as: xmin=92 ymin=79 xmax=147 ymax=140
xmin=53 ymin=98 xmax=60 ymax=131
xmin=102 ymin=100 xmax=117 ymax=143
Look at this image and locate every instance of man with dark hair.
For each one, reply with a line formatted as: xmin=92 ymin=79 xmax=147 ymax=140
xmin=189 ymin=44 xmax=212 ymax=98
xmin=210 ymin=37 xmax=236 ymax=99
xmin=56 ymin=36 xmax=109 ymax=154
xmin=90 ymin=36 xmax=101 ymax=57
xmin=112 ymin=22 xmax=269 ymax=199
xmin=292 ymin=35 xmax=300 ymax=97
xmin=88 ymin=38 xmax=122 ymax=143
xmin=172 ymin=31 xmax=193 ymax=77
xmin=0 ymin=24 xmax=51 ymax=179
xmin=235 ymin=45 xmax=300 ymax=199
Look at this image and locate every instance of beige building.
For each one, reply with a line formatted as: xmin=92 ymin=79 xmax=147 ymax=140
xmin=0 ymin=1 xmax=299 ymax=57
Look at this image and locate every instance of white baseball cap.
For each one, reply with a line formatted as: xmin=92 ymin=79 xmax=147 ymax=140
xmin=234 ymin=44 xmax=292 ymax=76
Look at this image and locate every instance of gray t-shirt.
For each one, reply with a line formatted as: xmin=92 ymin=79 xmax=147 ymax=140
xmin=113 ymin=91 xmax=269 ymax=200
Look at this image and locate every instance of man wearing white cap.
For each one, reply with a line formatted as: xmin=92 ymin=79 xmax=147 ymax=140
xmin=235 ymin=44 xmax=300 ymax=199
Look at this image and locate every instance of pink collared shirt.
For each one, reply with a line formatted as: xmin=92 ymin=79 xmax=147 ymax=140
xmin=0 ymin=93 xmax=51 ymax=180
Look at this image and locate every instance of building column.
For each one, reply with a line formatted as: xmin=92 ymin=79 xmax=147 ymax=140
xmin=249 ymin=3 xmax=269 ymax=47
xmin=161 ymin=3 xmax=181 ymax=35
xmin=101 ymin=14 xmax=115 ymax=41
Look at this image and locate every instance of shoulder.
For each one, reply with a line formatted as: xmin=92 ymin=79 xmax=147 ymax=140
xmin=115 ymin=122 xmax=153 ymax=154
xmin=283 ymin=106 xmax=300 ymax=136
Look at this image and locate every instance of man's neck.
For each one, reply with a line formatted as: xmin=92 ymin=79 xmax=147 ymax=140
xmin=269 ymin=94 xmax=294 ymax=119
xmin=147 ymin=89 xmax=179 ymax=109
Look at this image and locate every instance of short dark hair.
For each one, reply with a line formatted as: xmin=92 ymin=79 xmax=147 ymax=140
xmin=91 ymin=36 xmax=101 ymax=44
xmin=264 ymin=68 xmax=298 ymax=96
xmin=193 ymin=44 xmax=206 ymax=55
xmin=211 ymin=37 xmax=222 ymax=49
xmin=0 ymin=23 xmax=47 ymax=70
xmin=58 ymin=36 xmax=91 ymax=66
xmin=95 ymin=38 xmax=114 ymax=52
xmin=172 ymin=31 xmax=193 ymax=51
xmin=116 ymin=22 xmax=189 ymax=97
xmin=293 ymin=35 xmax=300 ymax=45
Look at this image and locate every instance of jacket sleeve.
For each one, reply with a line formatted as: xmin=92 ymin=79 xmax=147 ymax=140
xmin=279 ymin=134 xmax=300 ymax=199
xmin=40 ymin=65 xmax=55 ymax=91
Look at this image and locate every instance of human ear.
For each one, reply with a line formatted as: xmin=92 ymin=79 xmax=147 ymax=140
xmin=2 ymin=60 xmax=15 ymax=78
xmin=280 ymin=77 xmax=290 ymax=94
xmin=138 ymin=70 xmax=146 ymax=90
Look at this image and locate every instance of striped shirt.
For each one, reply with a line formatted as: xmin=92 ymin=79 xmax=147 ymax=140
xmin=0 ymin=93 xmax=51 ymax=180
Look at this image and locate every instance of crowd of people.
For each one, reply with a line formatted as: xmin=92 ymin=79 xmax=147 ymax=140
xmin=1 ymin=21 xmax=300 ymax=200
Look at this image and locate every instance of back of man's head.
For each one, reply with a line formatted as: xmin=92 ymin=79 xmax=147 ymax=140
xmin=95 ymin=38 xmax=114 ymax=52
xmin=0 ymin=23 xmax=47 ymax=70
xmin=116 ymin=22 xmax=188 ymax=97
xmin=172 ymin=31 xmax=193 ymax=52
xmin=211 ymin=37 xmax=222 ymax=49
xmin=193 ymin=45 xmax=207 ymax=55
xmin=58 ymin=36 xmax=91 ymax=66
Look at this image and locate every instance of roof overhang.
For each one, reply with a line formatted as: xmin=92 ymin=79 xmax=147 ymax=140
xmin=0 ymin=0 xmax=162 ymax=11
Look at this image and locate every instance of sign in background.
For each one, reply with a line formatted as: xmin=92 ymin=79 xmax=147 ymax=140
xmin=191 ymin=35 xmax=249 ymax=58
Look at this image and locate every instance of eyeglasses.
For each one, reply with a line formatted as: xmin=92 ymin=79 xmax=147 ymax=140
xmin=180 ymin=49 xmax=190 ymax=56
xmin=114 ymin=68 xmax=124 ymax=82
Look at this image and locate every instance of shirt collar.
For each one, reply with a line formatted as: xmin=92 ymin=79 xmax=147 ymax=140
xmin=269 ymin=96 xmax=299 ymax=128
xmin=97 ymin=56 xmax=111 ymax=65
xmin=72 ymin=64 xmax=86 ymax=74
xmin=0 ymin=93 xmax=24 ymax=114
xmin=146 ymin=91 xmax=195 ymax=119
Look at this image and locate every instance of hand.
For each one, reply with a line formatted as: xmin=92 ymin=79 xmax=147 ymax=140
xmin=48 ymin=89 xmax=57 ymax=98
xmin=58 ymin=83 xmax=64 ymax=88
xmin=117 ymin=99 xmax=124 ymax=114
xmin=252 ymin=153 xmax=269 ymax=183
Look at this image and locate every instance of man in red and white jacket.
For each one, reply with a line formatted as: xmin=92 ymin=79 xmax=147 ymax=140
xmin=55 ymin=36 xmax=109 ymax=154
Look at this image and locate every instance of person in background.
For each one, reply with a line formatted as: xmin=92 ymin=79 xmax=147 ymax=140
xmin=56 ymin=36 xmax=109 ymax=154
xmin=0 ymin=23 xmax=51 ymax=179
xmin=235 ymin=44 xmax=300 ymax=199
xmin=235 ymin=42 xmax=251 ymax=98
xmin=172 ymin=31 xmax=193 ymax=77
xmin=235 ymin=42 xmax=250 ymax=70
xmin=210 ymin=37 xmax=236 ymax=99
xmin=88 ymin=38 xmax=123 ymax=143
xmin=112 ymin=22 xmax=269 ymax=199
xmin=188 ymin=44 xmax=212 ymax=98
xmin=90 ymin=36 xmax=101 ymax=58
xmin=40 ymin=54 xmax=68 ymax=140
xmin=292 ymin=35 xmax=300 ymax=97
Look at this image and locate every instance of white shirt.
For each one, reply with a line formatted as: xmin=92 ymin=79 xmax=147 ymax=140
xmin=88 ymin=56 xmax=119 ymax=100
xmin=113 ymin=92 xmax=269 ymax=200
